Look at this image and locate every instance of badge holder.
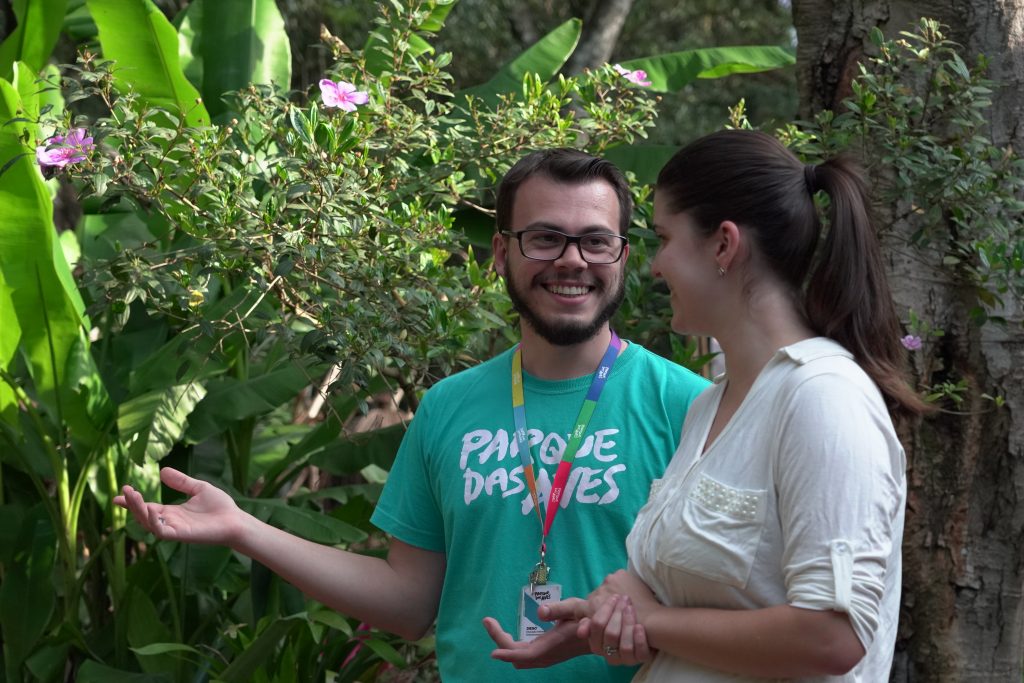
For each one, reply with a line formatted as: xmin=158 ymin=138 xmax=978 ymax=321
xmin=517 ymin=557 xmax=561 ymax=641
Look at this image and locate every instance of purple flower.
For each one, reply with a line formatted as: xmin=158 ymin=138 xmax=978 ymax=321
xmin=36 ymin=128 xmax=94 ymax=169
xmin=319 ymin=78 xmax=369 ymax=111
xmin=613 ymin=64 xmax=652 ymax=87
xmin=900 ymin=334 xmax=923 ymax=351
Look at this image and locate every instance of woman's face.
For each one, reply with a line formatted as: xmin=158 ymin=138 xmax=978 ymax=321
xmin=650 ymin=192 xmax=720 ymax=336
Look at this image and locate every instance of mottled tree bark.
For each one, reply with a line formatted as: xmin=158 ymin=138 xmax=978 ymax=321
xmin=792 ymin=2 xmax=1024 ymax=681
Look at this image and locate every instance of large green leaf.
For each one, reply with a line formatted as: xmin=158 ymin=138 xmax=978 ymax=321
xmin=163 ymin=542 xmax=234 ymax=585
xmin=123 ymin=584 xmax=179 ymax=677
xmin=0 ymin=280 xmax=20 ymax=423
xmin=0 ymin=79 xmax=89 ymax=416
xmin=79 ymin=210 xmax=158 ymax=262
xmin=603 ymin=143 xmax=679 ymax=186
xmin=77 ymin=662 xmax=172 ymax=683
xmin=617 ymin=45 xmax=795 ymax=93
xmin=118 ymin=382 xmax=207 ymax=464
xmin=0 ymin=0 xmax=68 ymax=80
xmin=310 ymin=423 xmax=406 ymax=476
xmin=0 ymin=504 xmax=24 ymax=563
xmin=185 ymin=361 xmax=317 ymax=442
xmin=457 ymin=18 xmax=581 ymax=109
xmin=217 ymin=615 xmax=304 ymax=683
xmin=239 ymin=498 xmax=367 ymax=544
xmin=86 ymin=0 xmax=209 ymax=126
xmin=63 ymin=0 xmax=97 ymax=42
xmin=178 ymin=0 xmax=292 ymax=118
xmin=0 ymin=505 xmax=56 ymax=677
xmin=16 ymin=61 xmax=65 ymax=145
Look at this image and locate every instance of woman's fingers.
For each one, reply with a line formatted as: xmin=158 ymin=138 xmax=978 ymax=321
xmin=618 ymin=598 xmax=637 ymax=663
xmin=634 ymin=622 xmax=653 ymax=662
xmin=603 ymin=596 xmax=624 ymax=657
xmin=588 ymin=594 xmax=619 ymax=656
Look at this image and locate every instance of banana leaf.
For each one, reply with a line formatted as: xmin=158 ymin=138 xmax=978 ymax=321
xmin=118 ymin=382 xmax=207 ymax=464
xmin=617 ymin=45 xmax=795 ymax=93
xmin=0 ymin=505 xmax=56 ymax=679
xmin=457 ymin=18 xmax=581 ymax=110
xmin=86 ymin=0 xmax=209 ymax=126
xmin=185 ymin=361 xmax=318 ymax=443
xmin=0 ymin=78 xmax=96 ymax=434
xmin=178 ymin=0 xmax=292 ymax=118
xmin=0 ymin=0 xmax=68 ymax=80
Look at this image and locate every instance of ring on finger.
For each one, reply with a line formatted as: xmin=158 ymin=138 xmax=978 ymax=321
xmin=603 ymin=645 xmax=618 ymax=657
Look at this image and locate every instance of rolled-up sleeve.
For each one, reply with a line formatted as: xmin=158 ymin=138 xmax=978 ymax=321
xmin=774 ymin=372 xmax=905 ymax=650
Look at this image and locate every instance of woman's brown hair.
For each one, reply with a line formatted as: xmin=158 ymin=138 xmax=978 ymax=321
xmin=657 ymin=129 xmax=928 ymax=423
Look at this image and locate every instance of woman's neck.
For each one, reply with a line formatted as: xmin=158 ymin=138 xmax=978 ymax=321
xmin=715 ymin=288 xmax=814 ymax=395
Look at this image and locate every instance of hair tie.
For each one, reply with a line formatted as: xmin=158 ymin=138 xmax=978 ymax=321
xmin=803 ymin=164 xmax=818 ymax=195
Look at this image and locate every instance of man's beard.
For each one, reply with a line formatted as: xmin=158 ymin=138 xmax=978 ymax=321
xmin=504 ymin=260 xmax=626 ymax=346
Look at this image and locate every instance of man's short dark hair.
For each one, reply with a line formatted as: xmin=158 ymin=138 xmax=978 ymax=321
xmin=495 ymin=148 xmax=633 ymax=236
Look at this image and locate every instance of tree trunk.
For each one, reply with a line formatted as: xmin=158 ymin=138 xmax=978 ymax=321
xmin=792 ymin=2 xmax=1024 ymax=681
xmin=563 ymin=0 xmax=635 ymax=74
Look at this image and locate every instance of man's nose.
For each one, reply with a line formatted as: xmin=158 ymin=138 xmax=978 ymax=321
xmin=554 ymin=240 xmax=588 ymax=267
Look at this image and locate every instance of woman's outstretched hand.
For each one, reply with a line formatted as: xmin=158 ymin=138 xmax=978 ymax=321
xmin=114 ymin=467 xmax=245 ymax=547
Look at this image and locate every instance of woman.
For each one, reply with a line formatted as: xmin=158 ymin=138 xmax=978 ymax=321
xmin=534 ymin=129 xmax=927 ymax=681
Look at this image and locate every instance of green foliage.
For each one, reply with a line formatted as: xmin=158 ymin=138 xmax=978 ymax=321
xmin=773 ymin=18 xmax=1023 ymax=410
xmin=0 ymin=0 xmax=69 ymax=80
xmin=430 ymin=0 xmax=797 ymax=145
xmin=0 ymin=1 xmax=660 ymax=680
xmin=177 ymin=0 xmax=293 ymax=119
xmin=616 ymin=45 xmax=794 ymax=93
xmin=86 ymin=0 xmax=210 ymax=126
xmin=781 ymin=18 xmax=1024 ymax=322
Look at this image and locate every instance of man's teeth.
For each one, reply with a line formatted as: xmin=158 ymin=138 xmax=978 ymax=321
xmin=547 ymin=284 xmax=590 ymax=296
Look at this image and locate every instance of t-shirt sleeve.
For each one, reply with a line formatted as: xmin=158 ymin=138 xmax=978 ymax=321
xmin=775 ymin=371 xmax=905 ymax=651
xmin=371 ymin=394 xmax=447 ymax=553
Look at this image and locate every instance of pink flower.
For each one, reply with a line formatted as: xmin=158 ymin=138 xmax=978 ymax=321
xmin=900 ymin=334 xmax=923 ymax=351
xmin=340 ymin=622 xmax=371 ymax=668
xmin=613 ymin=64 xmax=652 ymax=87
xmin=319 ymin=79 xmax=369 ymax=111
xmin=36 ymin=128 xmax=94 ymax=169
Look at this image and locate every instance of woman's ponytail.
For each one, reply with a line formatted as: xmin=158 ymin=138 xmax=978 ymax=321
xmin=806 ymin=159 xmax=930 ymax=423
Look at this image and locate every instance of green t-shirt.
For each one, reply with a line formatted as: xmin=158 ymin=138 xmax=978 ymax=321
xmin=372 ymin=341 xmax=709 ymax=682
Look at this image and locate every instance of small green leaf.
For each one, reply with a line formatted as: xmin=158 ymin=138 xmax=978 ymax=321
xmin=130 ymin=643 xmax=200 ymax=656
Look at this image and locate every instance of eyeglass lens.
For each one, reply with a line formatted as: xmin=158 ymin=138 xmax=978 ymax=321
xmin=519 ymin=230 xmax=622 ymax=263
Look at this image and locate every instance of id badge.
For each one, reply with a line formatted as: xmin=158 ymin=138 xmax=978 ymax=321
xmin=517 ymin=583 xmax=562 ymax=641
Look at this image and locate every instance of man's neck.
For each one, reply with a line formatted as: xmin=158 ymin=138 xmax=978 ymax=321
xmin=518 ymin=325 xmax=620 ymax=380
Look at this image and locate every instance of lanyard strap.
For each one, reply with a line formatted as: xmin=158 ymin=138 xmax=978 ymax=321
xmin=511 ymin=332 xmax=623 ymax=542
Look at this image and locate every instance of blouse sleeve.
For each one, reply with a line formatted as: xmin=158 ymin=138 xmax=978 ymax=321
xmin=774 ymin=369 xmax=906 ymax=651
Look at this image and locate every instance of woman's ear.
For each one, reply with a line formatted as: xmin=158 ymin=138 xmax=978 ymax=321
xmin=715 ymin=221 xmax=741 ymax=273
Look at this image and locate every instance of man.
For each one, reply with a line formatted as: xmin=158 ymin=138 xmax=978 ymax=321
xmin=116 ymin=148 xmax=708 ymax=682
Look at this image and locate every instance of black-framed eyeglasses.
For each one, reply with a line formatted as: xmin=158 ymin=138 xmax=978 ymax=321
xmin=501 ymin=229 xmax=627 ymax=264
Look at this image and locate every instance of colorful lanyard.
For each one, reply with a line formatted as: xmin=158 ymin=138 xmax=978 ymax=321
xmin=511 ymin=332 xmax=622 ymax=549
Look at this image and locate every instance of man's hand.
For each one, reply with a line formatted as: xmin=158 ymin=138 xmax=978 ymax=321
xmin=483 ymin=612 xmax=590 ymax=669
xmin=114 ymin=467 xmax=245 ymax=547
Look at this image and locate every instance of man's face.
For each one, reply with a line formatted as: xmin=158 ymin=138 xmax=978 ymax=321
xmin=492 ymin=175 xmax=629 ymax=346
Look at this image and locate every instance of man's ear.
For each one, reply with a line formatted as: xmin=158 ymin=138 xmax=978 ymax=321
xmin=715 ymin=221 xmax=741 ymax=273
xmin=492 ymin=231 xmax=508 ymax=277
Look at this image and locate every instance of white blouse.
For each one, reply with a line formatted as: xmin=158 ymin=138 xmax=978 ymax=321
xmin=627 ymin=338 xmax=905 ymax=682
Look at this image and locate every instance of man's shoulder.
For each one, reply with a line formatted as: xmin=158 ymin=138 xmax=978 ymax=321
xmin=622 ymin=341 xmax=711 ymax=389
xmin=422 ymin=346 xmax=514 ymax=400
